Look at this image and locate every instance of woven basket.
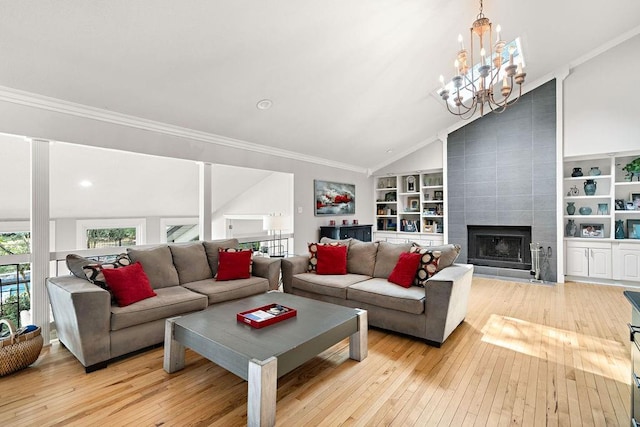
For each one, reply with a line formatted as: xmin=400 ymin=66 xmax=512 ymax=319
xmin=0 ymin=319 xmax=43 ymax=376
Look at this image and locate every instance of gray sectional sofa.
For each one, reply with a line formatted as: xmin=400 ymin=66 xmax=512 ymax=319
xmin=281 ymin=239 xmax=473 ymax=347
xmin=47 ymin=239 xmax=281 ymax=372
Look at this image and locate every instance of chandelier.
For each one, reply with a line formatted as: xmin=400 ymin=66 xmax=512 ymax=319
xmin=437 ymin=0 xmax=526 ymax=119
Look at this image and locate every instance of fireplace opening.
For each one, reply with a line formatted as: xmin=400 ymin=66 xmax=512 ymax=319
xmin=467 ymin=225 xmax=532 ymax=270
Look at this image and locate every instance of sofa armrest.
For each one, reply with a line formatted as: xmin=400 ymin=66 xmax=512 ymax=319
xmin=423 ymin=263 xmax=474 ymax=344
xmin=46 ymin=275 xmax=111 ymax=369
xmin=281 ymin=256 xmax=309 ymax=294
xmin=252 ymin=256 xmax=282 ymax=291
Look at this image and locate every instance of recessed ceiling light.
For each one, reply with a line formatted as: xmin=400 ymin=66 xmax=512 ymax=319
xmin=256 ymin=99 xmax=273 ymax=110
xmin=386 ymin=149 xmax=393 ymax=153
xmin=79 ymin=180 xmax=93 ymax=188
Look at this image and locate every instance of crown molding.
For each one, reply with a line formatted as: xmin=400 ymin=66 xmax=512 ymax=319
xmin=0 ymin=85 xmax=368 ymax=174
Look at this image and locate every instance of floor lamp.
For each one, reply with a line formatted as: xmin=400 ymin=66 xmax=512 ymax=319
xmin=263 ymin=214 xmax=288 ymax=257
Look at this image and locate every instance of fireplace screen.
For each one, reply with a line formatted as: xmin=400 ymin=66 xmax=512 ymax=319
xmin=467 ymin=226 xmax=532 ymax=270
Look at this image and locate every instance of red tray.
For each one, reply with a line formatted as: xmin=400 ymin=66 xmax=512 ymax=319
xmin=237 ymin=303 xmax=297 ymax=329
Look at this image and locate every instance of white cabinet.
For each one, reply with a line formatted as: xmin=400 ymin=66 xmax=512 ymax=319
xmin=614 ymin=243 xmax=640 ymax=281
xmin=565 ymin=241 xmax=612 ymax=279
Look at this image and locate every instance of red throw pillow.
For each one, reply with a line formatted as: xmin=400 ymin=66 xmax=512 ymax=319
xmin=102 ymin=262 xmax=157 ymax=307
xmin=216 ymin=249 xmax=252 ymax=281
xmin=388 ymin=252 xmax=422 ymax=288
xmin=316 ymin=244 xmax=348 ymax=275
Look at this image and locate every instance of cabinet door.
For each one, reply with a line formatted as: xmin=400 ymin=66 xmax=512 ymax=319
xmin=565 ymin=246 xmax=589 ymax=277
xmin=589 ymin=248 xmax=612 ymax=279
xmin=620 ymin=250 xmax=640 ymax=281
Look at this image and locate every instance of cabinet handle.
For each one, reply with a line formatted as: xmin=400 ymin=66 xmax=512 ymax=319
xmin=628 ymin=323 xmax=640 ymax=342
xmin=634 ymin=373 xmax=640 ymax=389
xmin=584 ymin=248 xmax=588 ymax=258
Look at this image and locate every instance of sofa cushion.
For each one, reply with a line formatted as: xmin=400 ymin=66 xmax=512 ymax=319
xmin=182 ymin=276 xmax=269 ymax=305
xmin=291 ymin=273 xmax=370 ymax=299
xmin=127 ymin=246 xmax=180 ymax=289
xmin=110 ymin=286 xmax=207 ymax=331
xmin=216 ymin=249 xmax=252 ymax=280
xmin=388 ymin=252 xmax=422 ymax=288
xmin=319 ymin=236 xmax=353 ymax=248
xmin=307 ymin=242 xmax=344 ymax=272
xmin=413 ymin=243 xmax=461 ymax=271
xmin=102 ymin=262 xmax=157 ymax=307
xmin=169 ymin=243 xmax=212 ymax=284
xmin=347 ymin=278 xmax=425 ymax=315
xmin=347 ymin=241 xmax=378 ymax=276
xmin=409 ymin=246 xmax=441 ymax=287
xmin=316 ymin=244 xmax=348 ymax=275
xmin=203 ymin=239 xmax=240 ymax=276
xmin=372 ymin=241 xmax=413 ymax=279
xmin=67 ymin=253 xmax=130 ymax=284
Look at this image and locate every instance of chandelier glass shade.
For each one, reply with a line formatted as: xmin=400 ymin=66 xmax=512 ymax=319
xmin=438 ymin=0 xmax=526 ymax=119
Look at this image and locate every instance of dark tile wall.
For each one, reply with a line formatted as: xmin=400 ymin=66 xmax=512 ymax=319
xmin=447 ymin=79 xmax=557 ymax=282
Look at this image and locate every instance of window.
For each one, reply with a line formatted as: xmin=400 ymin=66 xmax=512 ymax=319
xmin=76 ymin=219 xmax=146 ymax=249
xmin=160 ymin=218 xmax=199 ymax=243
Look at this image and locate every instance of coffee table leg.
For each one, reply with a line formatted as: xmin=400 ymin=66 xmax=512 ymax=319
xmin=163 ymin=317 xmax=185 ymax=373
xmin=247 ymin=356 xmax=277 ymax=427
xmin=349 ymin=309 xmax=368 ymax=361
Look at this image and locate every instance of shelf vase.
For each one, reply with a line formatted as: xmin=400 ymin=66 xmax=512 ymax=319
xmin=571 ymin=168 xmax=583 ymax=177
xmin=566 ymin=202 xmax=576 ymax=215
xmin=615 ymin=220 xmax=625 ymax=239
xmin=589 ymin=167 xmax=601 ymax=176
xmin=566 ymin=220 xmax=578 ymax=237
xmin=583 ymin=179 xmax=597 ymax=196
xmin=597 ymin=203 xmax=609 ymax=215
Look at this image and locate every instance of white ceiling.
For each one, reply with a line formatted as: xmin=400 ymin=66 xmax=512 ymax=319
xmin=1 ymin=1 xmax=640 ymax=171
xmin=0 ymin=134 xmax=278 ymax=219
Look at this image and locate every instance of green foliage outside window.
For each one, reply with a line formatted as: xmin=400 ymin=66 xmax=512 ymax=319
xmin=86 ymin=228 xmax=136 ymax=248
xmin=0 ymin=233 xmax=31 ymax=327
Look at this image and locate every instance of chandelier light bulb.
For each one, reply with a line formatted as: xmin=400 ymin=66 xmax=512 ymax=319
xmin=496 ymin=24 xmax=501 ymax=39
xmin=458 ymin=34 xmax=464 ymax=50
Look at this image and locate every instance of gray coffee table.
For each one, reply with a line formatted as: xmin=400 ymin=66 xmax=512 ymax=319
xmin=163 ymin=292 xmax=367 ymax=427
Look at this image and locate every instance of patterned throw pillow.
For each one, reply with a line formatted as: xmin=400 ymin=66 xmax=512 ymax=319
xmin=81 ymin=253 xmax=131 ymax=291
xmin=307 ymin=242 xmax=344 ymax=272
xmin=409 ymin=246 xmax=441 ymax=287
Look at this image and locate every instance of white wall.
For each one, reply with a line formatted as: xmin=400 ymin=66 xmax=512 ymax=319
xmin=564 ymin=34 xmax=640 ymax=157
xmin=0 ymin=101 xmax=373 ymax=256
xmin=374 ymin=140 xmax=443 ymax=175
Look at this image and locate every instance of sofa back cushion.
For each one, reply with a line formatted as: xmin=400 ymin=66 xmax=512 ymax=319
xmin=127 ymin=245 xmax=180 ymax=289
xmin=373 ymin=241 xmax=413 ymax=279
xmin=203 ymin=239 xmax=240 ymax=276
xmin=169 ymin=242 xmax=212 ymax=284
xmin=347 ymin=241 xmax=378 ymax=276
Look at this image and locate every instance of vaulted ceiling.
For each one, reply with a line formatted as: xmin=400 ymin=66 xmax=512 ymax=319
xmin=1 ymin=1 xmax=639 ymax=171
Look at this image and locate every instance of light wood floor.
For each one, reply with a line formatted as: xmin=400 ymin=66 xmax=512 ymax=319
xmin=0 ymin=277 xmax=633 ymax=426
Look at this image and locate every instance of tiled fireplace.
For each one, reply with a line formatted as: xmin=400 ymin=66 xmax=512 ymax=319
xmin=447 ymin=80 xmax=557 ymax=282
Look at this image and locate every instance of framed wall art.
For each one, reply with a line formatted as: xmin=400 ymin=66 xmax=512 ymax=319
xmin=580 ymin=223 xmax=604 ymax=238
xmin=628 ymin=219 xmax=640 ymax=239
xmin=314 ymin=180 xmax=355 ymax=216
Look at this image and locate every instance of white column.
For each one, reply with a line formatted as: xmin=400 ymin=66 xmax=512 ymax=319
xmin=30 ymin=139 xmax=50 ymax=343
xmin=437 ymin=132 xmax=449 ymax=244
xmin=555 ymin=69 xmax=570 ymax=284
xmin=199 ymin=162 xmax=212 ymax=240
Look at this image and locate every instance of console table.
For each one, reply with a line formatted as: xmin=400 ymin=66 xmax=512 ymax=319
xmin=319 ymin=225 xmax=372 ymax=242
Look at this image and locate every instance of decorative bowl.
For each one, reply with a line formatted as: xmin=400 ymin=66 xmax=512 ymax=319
xmin=579 ymin=207 xmax=592 ymax=215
